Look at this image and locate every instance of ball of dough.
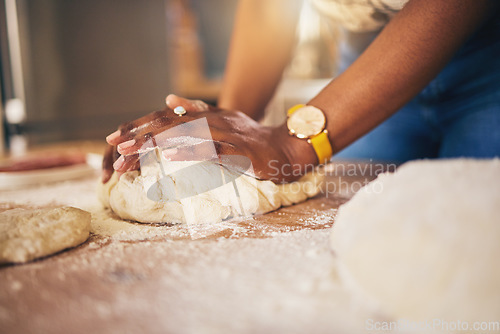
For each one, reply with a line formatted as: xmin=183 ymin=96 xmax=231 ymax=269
xmin=331 ymin=159 xmax=500 ymax=325
xmin=0 ymin=207 xmax=91 ymax=264
xmin=99 ymin=154 xmax=323 ymax=225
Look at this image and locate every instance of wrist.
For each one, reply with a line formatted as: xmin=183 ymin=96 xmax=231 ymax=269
xmin=286 ymin=103 xmax=334 ymax=165
xmin=274 ymin=123 xmax=318 ymax=174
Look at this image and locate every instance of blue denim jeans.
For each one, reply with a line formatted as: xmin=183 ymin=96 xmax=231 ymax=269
xmin=335 ymin=12 xmax=500 ymax=162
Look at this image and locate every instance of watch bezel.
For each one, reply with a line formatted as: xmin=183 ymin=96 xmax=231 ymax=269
xmin=286 ymin=105 xmax=326 ymax=139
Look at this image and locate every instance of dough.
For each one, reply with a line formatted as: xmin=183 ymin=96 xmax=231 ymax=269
xmin=331 ymin=159 xmax=500 ymax=326
xmin=0 ymin=207 xmax=91 ymax=264
xmin=99 ymin=152 xmax=323 ymax=224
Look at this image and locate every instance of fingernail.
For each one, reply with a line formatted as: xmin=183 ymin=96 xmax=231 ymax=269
xmin=118 ymin=139 xmax=135 ymax=150
xmin=106 ymin=130 xmax=120 ymax=143
xmin=165 ymin=94 xmax=176 ymax=107
xmin=113 ymin=156 xmax=125 ymax=170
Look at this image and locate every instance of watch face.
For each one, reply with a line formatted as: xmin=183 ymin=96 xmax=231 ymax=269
xmin=287 ymin=106 xmax=326 ymax=138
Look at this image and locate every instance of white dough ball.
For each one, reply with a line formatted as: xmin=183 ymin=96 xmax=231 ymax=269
xmin=99 ymin=152 xmax=323 ymax=225
xmin=331 ymin=159 xmax=500 ymax=329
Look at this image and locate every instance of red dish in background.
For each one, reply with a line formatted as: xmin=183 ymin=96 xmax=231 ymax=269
xmin=0 ymin=153 xmax=87 ymax=172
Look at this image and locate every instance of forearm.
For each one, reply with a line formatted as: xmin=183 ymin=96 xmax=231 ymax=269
xmin=308 ymin=0 xmax=495 ymax=154
xmin=218 ymin=0 xmax=302 ymax=120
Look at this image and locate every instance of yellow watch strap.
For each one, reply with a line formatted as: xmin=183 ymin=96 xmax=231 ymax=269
xmin=287 ymin=104 xmax=305 ymax=116
xmin=309 ymin=131 xmax=333 ymax=164
xmin=288 ymin=104 xmax=333 ymax=164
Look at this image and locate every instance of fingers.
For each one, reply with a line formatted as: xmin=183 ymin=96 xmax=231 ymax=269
xmin=107 ymin=95 xmax=213 ymax=149
xmin=106 ymin=130 xmax=121 ymax=145
xmin=102 ymin=144 xmax=139 ymax=183
xmin=105 ymin=95 xmax=231 ymax=177
xmin=166 ymin=94 xmax=210 ymax=112
xmin=106 ymin=110 xmax=171 ymax=146
xmin=160 ymin=140 xmax=219 ymax=162
xmin=102 ymin=144 xmax=119 ymax=183
xmin=116 ymin=116 xmax=215 ymax=156
xmin=115 ymin=128 xmax=180 ymax=156
xmin=112 ymin=153 xmax=140 ymax=174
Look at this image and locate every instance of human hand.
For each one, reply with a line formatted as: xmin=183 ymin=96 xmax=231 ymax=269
xmin=102 ymin=95 xmax=317 ymax=184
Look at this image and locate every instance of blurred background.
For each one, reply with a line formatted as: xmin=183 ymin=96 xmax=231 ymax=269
xmin=0 ymin=0 xmax=337 ymax=156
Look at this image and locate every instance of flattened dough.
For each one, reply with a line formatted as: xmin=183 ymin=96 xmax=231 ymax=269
xmin=331 ymin=159 xmax=500 ymax=325
xmin=0 ymin=207 xmax=91 ymax=264
xmin=99 ymin=155 xmax=323 ymax=224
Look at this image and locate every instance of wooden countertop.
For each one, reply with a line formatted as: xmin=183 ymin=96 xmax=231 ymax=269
xmin=0 ymin=150 xmax=395 ymax=333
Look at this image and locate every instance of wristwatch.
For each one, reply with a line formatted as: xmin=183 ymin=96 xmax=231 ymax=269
xmin=286 ymin=104 xmax=333 ymax=164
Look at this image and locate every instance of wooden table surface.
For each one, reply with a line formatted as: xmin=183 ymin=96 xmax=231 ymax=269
xmin=0 ymin=146 xmax=396 ymax=334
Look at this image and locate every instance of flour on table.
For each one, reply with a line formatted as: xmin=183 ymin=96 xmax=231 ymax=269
xmin=0 ymin=207 xmax=91 ymax=264
xmin=98 ymin=152 xmax=323 ymax=225
xmin=331 ymin=159 xmax=500 ymax=328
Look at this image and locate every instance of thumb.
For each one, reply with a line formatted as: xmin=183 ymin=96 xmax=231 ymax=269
xmin=165 ymin=94 xmax=209 ymax=112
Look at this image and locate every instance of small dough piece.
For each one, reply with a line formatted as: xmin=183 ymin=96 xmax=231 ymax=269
xmin=331 ymin=159 xmax=500 ymax=326
xmin=99 ymin=155 xmax=323 ymax=224
xmin=0 ymin=207 xmax=91 ymax=264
